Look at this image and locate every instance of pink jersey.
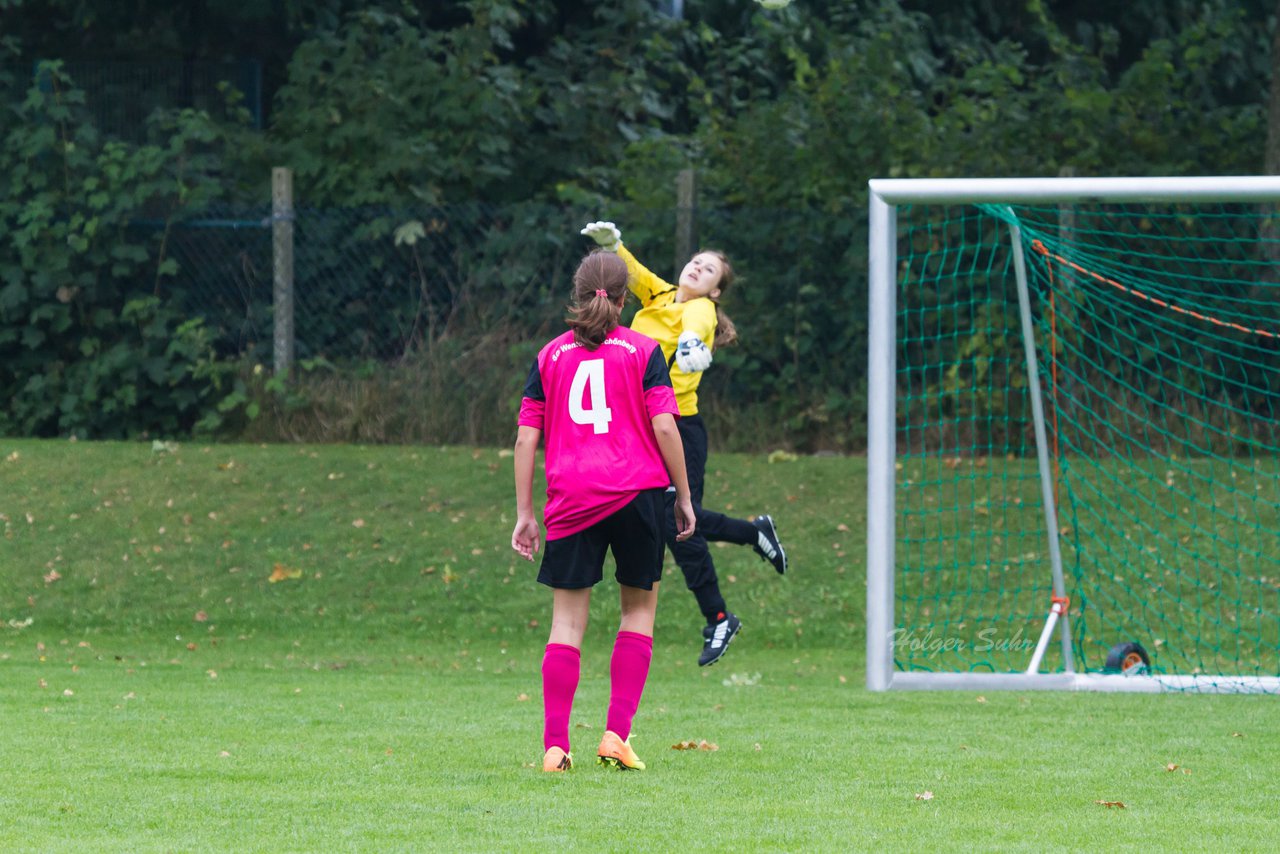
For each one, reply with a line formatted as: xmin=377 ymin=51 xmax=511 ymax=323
xmin=518 ymin=326 xmax=678 ymax=540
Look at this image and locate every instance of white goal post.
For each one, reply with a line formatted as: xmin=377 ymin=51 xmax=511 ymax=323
xmin=866 ymin=176 xmax=1280 ymax=694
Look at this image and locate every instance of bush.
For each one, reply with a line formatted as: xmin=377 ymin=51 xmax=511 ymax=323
xmin=0 ymin=62 xmax=238 ymax=438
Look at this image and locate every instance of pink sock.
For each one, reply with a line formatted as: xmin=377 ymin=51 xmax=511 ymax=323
xmin=606 ymin=631 xmax=654 ymax=741
xmin=542 ymin=643 xmax=580 ymax=753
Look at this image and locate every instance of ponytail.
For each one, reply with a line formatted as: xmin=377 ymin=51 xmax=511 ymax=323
xmin=566 ymin=250 xmax=628 ymax=349
xmin=702 ymin=249 xmax=738 ymax=348
xmin=713 ymin=306 xmax=737 ymax=348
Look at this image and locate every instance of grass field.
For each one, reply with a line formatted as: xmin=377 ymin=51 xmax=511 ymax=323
xmin=3 ymin=439 xmax=1279 ymax=851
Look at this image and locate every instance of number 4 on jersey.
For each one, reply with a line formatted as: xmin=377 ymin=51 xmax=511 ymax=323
xmin=568 ymin=358 xmax=612 ymax=434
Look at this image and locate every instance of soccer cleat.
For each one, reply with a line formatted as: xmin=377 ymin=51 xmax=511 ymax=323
xmin=542 ymin=746 xmax=573 ymax=772
xmin=698 ymin=612 xmax=741 ymax=667
xmin=597 ymin=730 xmax=646 ymax=771
xmin=752 ymin=514 xmax=787 ymax=575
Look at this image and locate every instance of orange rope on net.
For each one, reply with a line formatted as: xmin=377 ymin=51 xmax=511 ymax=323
xmin=1029 ymin=239 xmax=1278 ymax=340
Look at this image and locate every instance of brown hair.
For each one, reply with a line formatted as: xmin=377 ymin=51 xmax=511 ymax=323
xmin=566 ymin=250 xmax=628 ymax=349
xmin=701 ymin=249 xmax=738 ymax=348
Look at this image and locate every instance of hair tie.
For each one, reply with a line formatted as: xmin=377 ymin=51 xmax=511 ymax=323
xmin=595 ymin=289 xmax=608 ymax=298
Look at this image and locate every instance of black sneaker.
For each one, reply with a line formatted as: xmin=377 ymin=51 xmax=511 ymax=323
xmin=698 ymin=612 xmax=741 ymax=667
xmin=753 ymin=515 xmax=787 ymax=574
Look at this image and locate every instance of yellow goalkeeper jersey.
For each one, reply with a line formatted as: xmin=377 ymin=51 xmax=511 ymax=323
xmin=618 ymin=244 xmax=717 ymax=417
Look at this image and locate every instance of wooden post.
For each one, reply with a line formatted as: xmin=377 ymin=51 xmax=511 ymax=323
xmin=272 ymin=167 xmax=295 ymax=377
xmin=675 ymin=168 xmax=697 ymax=276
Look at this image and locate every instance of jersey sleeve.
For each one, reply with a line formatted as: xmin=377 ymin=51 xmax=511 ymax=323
xmin=517 ymin=358 xmax=546 ymax=429
xmin=641 ymin=344 xmax=679 ymax=418
xmin=682 ymin=297 xmax=719 ymax=349
xmin=618 ymin=244 xmax=676 ymax=307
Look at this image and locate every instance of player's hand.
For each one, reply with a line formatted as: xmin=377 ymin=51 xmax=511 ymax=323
xmin=511 ymin=516 xmax=541 ymax=561
xmin=674 ymin=330 xmax=713 ymax=373
xmin=673 ymin=495 xmax=696 ymax=541
xmin=580 ymin=220 xmax=621 ymax=252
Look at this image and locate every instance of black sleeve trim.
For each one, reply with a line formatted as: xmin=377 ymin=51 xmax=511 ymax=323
xmin=643 ymin=345 xmax=674 ymax=389
xmin=523 ymin=359 xmax=545 ymax=400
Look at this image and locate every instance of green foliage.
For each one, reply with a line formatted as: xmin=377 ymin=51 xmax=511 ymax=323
xmin=270 ymin=8 xmax=527 ymax=205
xmin=0 ymin=62 xmax=238 ymax=438
xmin=3 ymin=2 xmax=1277 ymax=446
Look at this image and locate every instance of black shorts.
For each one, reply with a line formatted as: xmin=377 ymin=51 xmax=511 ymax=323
xmin=538 ymin=489 xmax=667 ymax=590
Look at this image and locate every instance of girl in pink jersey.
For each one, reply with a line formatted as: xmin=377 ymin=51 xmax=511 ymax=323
xmin=513 ymin=250 xmax=695 ymax=773
xmin=579 ymin=220 xmax=789 ymax=668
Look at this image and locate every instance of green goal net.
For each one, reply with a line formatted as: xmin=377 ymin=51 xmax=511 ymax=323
xmin=866 ymin=178 xmax=1280 ymax=693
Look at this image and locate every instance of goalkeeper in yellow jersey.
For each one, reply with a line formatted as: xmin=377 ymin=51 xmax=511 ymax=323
xmin=581 ymin=220 xmax=788 ymax=667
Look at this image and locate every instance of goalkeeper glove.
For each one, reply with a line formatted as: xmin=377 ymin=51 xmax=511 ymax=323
xmin=675 ymin=330 xmax=713 ymax=373
xmin=580 ymin=220 xmax=621 ymax=252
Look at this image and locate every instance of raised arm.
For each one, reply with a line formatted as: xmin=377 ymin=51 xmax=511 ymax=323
xmin=581 ymin=220 xmax=674 ymax=305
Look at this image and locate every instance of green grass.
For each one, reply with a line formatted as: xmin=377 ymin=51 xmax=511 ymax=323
xmin=3 ymin=439 xmax=1279 ymax=851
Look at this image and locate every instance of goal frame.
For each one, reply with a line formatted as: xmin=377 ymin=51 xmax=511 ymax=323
xmin=866 ymin=176 xmax=1280 ymax=694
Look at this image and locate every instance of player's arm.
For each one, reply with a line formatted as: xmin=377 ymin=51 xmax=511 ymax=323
xmin=651 ymin=413 xmax=695 ymax=541
xmin=511 ymin=424 xmax=543 ymax=561
xmin=580 ymin=220 xmax=673 ymax=305
xmin=617 ymin=244 xmax=675 ymax=305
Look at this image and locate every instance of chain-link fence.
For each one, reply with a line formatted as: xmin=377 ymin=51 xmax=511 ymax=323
xmin=153 ymin=192 xmax=872 ymax=449
xmin=3 ymin=60 xmax=263 ymax=138
xmin=159 ymin=203 xmax=683 ymax=364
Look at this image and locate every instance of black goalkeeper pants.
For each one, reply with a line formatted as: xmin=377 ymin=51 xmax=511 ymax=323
xmin=664 ymin=415 xmax=758 ymax=595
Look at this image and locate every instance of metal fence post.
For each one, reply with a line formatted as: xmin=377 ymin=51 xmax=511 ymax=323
xmin=272 ymin=166 xmax=295 ymax=377
xmin=675 ymin=168 xmax=697 ymax=276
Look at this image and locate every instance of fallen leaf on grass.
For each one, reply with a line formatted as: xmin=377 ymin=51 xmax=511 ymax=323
xmin=516 ymin=693 xmax=530 ymax=702
xmin=194 ymin=611 xmax=209 ymax=622
xmin=672 ymin=740 xmax=718 ymax=751
xmin=43 ymin=570 xmax=62 ymax=585
xmin=915 ymin=791 xmax=933 ymax=801
xmin=268 ymin=563 xmax=303 ymax=583
xmin=1095 ymin=800 xmax=1126 ymax=809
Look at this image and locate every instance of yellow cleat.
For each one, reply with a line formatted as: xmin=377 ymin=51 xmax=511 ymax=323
xmin=542 ymin=746 xmax=573 ymax=772
xmin=596 ymin=730 xmax=646 ymax=771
